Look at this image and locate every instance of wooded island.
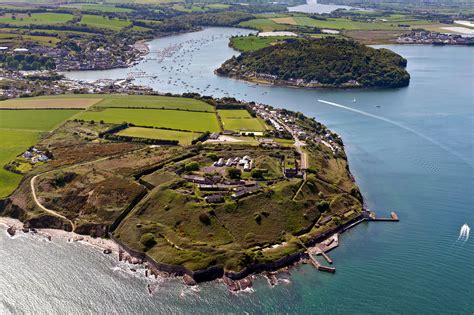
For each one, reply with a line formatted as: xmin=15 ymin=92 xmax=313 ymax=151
xmin=217 ymin=37 xmax=410 ymax=89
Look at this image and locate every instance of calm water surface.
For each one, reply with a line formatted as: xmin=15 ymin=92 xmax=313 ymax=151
xmin=2 ymin=27 xmax=473 ymax=314
xmin=288 ymin=0 xmax=355 ymax=14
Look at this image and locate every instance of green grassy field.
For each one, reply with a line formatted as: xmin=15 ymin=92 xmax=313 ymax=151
xmin=0 ymin=32 xmax=60 ymax=47
xmin=95 ymin=95 xmax=214 ymax=111
xmin=239 ymin=19 xmax=290 ymax=32
xmin=0 ymin=109 xmax=80 ymax=130
xmin=207 ymin=3 xmax=230 ymax=9
xmin=0 ymin=109 xmax=80 ymax=197
xmin=279 ymin=16 xmax=402 ymax=31
xmin=117 ymin=127 xmax=200 ymax=145
xmin=0 ymin=98 xmax=102 ymax=109
xmin=172 ymin=4 xmax=207 ymax=12
xmin=62 ymin=4 xmax=134 ymax=13
xmin=218 ymin=109 xmax=266 ymax=132
xmin=0 ymin=13 xmax=73 ymax=26
xmin=230 ymin=35 xmax=293 ymax=52
xmin=0 ymin=129 xmax=38 ymax=197
xmin=80 ymin=14 xmax=131 ymax=31
xmin=130 ymin=25 xmax=152 ymax=32
xmin=78 ymin=108 xmax=220 ymax=132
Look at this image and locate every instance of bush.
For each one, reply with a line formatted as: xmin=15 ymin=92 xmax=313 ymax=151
xmin=207 ymin=153 xmax=218 ymax=161
xmin=254 ymin=212 xmax=262 ymax=224
xmin=251 ymin=169 xmax=264 ymax=179
xmin=199 ymin=212 xmax=211 ymax=225
xmin=140 ymin=233 xmax=156 ymax=249
xmin=227 ymin=168 xmax=241 ymax=179
xmin=185 ymin=162 xmax=199 ymax=172
xmin=317 ymin=200 xmax=330 ymax=212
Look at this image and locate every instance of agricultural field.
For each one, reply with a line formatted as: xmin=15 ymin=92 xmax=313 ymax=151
xmin=172 ymin=4 xmax=207 ymax=13
xmin=0 ymin=109 xmax=79 ymax=197
xmin=0 ymin=13 xmax=73 ymax=26
xmin=218 ymin=109 xmax=266 ymax=132
xmin=272 ymin=16 xmax=403 ymax=31
xmin=230 ymin=35 xmax=294 ymax=52
xmin=0 ymin=109 xmax=80 ymax=130
xmin=0 ymin=98 xmax=102 ymax=109
xmin=80 ymin=14 xmax=131 ymax=31
xmin=239 ymin=19 xmax=290 ymax=32
xmin=0 ymin=32 xmax=60 ymax=47
xmin=207 ymin=3 xmax=230 ymax=9
xmin=77 ymin=108 xmax=220 ymax=132
xmin=130 ymin=25 xmax=152 ymax=32
xmin=116 ymin=127 xmax=200 ymax=145
xmin=61 ymin=4 xmax=134 ymax=13
xmin=94 ymin=95 xmax=214 ymax=112
xmin=0 ymin=129 xmax=38 ymax=197
xmin=344 ymin=30 xmax=409 ymax=44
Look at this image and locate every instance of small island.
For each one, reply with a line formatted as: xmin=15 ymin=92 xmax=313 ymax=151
xmin=217 ymin=37 xmax=410 ymax=89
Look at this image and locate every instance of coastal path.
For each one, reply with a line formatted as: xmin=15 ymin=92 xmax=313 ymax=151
xmin=29 ymin=146 xmax=153 ymax=232
xmin=30 ymin=175 xmax=75 ymax=231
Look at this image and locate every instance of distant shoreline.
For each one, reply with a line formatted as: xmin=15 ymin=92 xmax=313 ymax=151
xmin=215 ymin=71 xmax=387 ymax=90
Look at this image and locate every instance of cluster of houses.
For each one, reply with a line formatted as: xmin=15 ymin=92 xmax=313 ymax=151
xmin=396 ymin=31 xmax=474 ymax=45
xmin=182 ymin=174 xmax=260 ymax=203
xmin=252 ymin=104 xmax=287 ymax=132
xmin=250 ymin=72 xmax=360 ymax=88
xmin=214 ymin=155 xmax=253 ymax=171
xmin=0 ymin=69 xmax=152 ymax=99
xmin=27 ymin=43 xmax=142 ymax=71
xmin=0 ymin=47 xmax=29 ymax=53
xmin=22 ymin=147 xmax=50 ymax=164
xmin=253 ymin=102 xmax=342 ymax=157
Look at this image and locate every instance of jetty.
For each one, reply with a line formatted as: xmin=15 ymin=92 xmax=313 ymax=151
xmin=306 ymin=234 xmax=339 ymax=273
xmin=308 ymin=253 xmax=336 ymax=273
xmin=367 ymin=211 xmax=399 ymax=222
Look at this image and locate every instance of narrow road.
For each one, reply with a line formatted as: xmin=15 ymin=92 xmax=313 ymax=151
xmin=277 ymin=117 xmax=308 ymax=179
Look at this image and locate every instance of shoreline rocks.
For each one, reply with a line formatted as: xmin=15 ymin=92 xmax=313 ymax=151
xmin=6 ymin=226 xmax=16 ymax=237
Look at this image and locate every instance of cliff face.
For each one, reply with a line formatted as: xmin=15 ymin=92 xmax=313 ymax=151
xmin=24 ymin=215 xmax=73 ymax=232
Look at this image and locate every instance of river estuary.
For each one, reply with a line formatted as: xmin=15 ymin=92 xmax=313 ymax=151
xmin=1 ymin=27 xmax=473 ymax=313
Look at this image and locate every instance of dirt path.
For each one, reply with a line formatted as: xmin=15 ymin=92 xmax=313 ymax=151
xmin=28 ymin=145 xmax=152 ymax=232
xmin=30 ymin=174 xmax=75 ymax=231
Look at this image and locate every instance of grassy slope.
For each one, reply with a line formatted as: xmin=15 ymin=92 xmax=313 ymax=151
xmin=0 ymin=130 xmax=38 ymax=197
xmin=239 ymin=19 xmax=290 ymax=32
xmin=62 ymin=4 xmax=133 ymax=13
xmin=218 ymin=109 xmax=266 ymax=132
xmin=80 ymin=14 xmax=131 ymax=31
xmin=78 ymin=108 xmax=221 ymax=132
xmin=0 ymin=109 xmax=80 ymax=130
xmin=0 ymin=13 xmax=73 ymax=25
xmin=95 ymin=95 xmax=214 ymax=111
xmin=230 ymin=35 xmax=293 ymax=52
xmin=117 ymin=127 xmax=200 ymax=145
xmin=0 ymin=109 xmax=80 ymax=197
xmin=289 ymin=16 xmax=402 ymax=30
xmin=0 ymin=98 xmax=102 ymax=109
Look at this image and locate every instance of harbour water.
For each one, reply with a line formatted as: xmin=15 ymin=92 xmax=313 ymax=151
xmin=2 ymin=27 xmax=473 ymax=313
xmin=288 ymin=0 xmax=356 ymax=14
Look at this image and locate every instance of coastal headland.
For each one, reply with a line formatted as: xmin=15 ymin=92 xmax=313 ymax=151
xmin=0 ymin=93 xmax=399 ymax=287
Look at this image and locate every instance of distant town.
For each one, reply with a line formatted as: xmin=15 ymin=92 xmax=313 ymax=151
xmin=397 ymin=31 xmax=474 ymax=45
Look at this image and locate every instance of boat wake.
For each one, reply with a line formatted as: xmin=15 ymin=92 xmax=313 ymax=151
xmin=458 ymin=224 xmax=470 ymax=242
xmin=317 ymin=99 xmax=473 ymax=169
